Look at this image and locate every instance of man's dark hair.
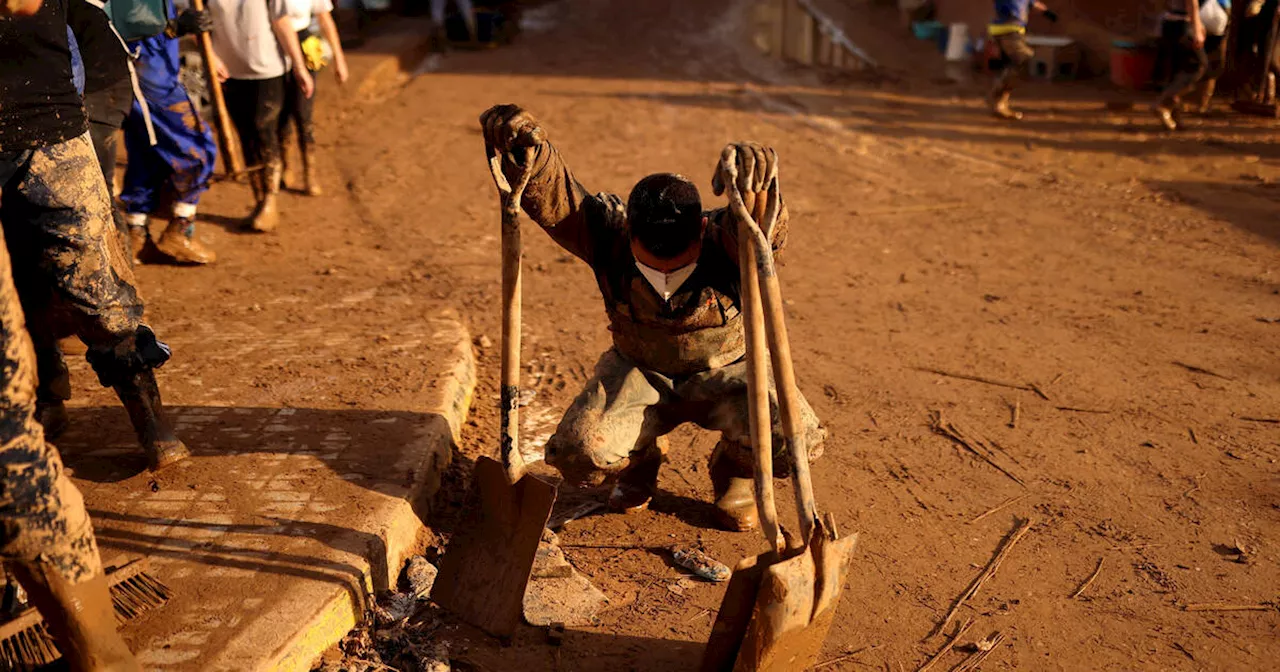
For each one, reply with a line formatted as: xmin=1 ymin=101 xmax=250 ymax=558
xmin=627 ymin=173 xmax=703 ymax=260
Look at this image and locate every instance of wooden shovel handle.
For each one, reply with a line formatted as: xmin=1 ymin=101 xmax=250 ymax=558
xmin=722 ymin=153 xmax=819 ymax=542
xmin=738 ymin=194 xmax=783 ymax=557
xmin=488 ymin=146 xmax=535 ymax=483
xmin=191 ymin=0 xmax=244 ymax=176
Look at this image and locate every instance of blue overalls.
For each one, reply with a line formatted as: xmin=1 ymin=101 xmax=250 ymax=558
xmin=119 ymin=10 xmax=217 ymax=215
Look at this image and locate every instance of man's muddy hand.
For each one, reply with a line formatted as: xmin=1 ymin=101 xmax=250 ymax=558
xmin=1 ymin=0 xmax=43 ymax=16
xmin=480 ymin=104 xmax=547 ymax=158
xmin=712 ymin=142 xmax=778 ymax=202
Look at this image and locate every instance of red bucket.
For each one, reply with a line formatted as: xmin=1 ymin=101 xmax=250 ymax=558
xmin=1110 ymin=41 xmax=1156 ymax=89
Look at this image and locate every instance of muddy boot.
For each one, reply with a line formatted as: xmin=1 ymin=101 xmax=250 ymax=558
xmin=127 ymin=225 xmax=151 ymax=265
xmin=155 ymin=217 xmax=216 ymax=265
xmin=709 ymin=444 xmax=758 ymax=532
xmin=990 ymin=90 xmax=1023 ymax=121
xmin=8 ymin=561 xmax=142 ymax=672
xmin=1194 ymin=79 xmax=1217 ymax=114
xmin=607 ymin=438 xmax=666 ymax=513
xmin=113 ymin=369 xmax=190 ymax=471
xmin=301 ymin=144 xmax=323 ymax=197
xmin=247 ymin=162 xmax=282 ymax=233
xmin=1152 ymin=101 xmax=1178 ymax=131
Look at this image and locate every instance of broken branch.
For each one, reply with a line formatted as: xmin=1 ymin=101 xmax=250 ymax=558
xmin=1056 ymin=406 xmax=1111 ymax=414
xmin=1239 ymin=416 xmax=1280 ymax=424
xmin=932 ymin=518 xmax=1034 ymax=638
xmin=917 ymin=620 xmax=973 ymax=672
xmin=1183 ymin=602 xmax=1277 ymax=612
xmin=916 ymin=367 xmax=1031 ymax=393
xmin=968 ymin=494 xmax=1030 ymax=525
xmin=929 ymin=413 xmax=1026 ymax=487
xmin=950 ymin=632 xmax=1006 ymax=672
xmin=1008 ymin=399 xmax=1020 ymax=429
xmin=1070 ymin=557 xmax=1104 ymax=599
xmin=1172 ymin=361 xmax=1234 ymax=381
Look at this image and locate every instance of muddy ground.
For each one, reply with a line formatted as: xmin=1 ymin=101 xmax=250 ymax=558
xmin=60 ymin=0 xmax=1280 ymax=669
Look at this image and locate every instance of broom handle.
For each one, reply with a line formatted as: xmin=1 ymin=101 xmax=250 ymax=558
xmin=722 ymin=153 xmax=819 ymax=543
xmin=191 ymin=0 xmax=244 ymax=176
xmin=738 ymin=193 xmax=783 ymax=557
xmin=488 ymin=142 xmax=537 ymax=484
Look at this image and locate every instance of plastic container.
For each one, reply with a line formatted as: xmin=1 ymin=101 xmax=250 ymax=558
xmin=945 ymin=23 xmax=969 ymax=61
xmin=911 ymin=20 xmax=945 ymax=41
xmin=1110 ymin=40 xmax=1156 ymax=90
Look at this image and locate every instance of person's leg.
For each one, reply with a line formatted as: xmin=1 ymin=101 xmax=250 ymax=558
xmin=1155 ymin=21 xmax=1208 ymax=129
xmin=223 ymin=78 xmax=265 ymax=219
xmin=1194 ymin=35 xmax=1228 ymax=113
xmin=990 ymin=33 xmax=1034 ymax=120
xmin=678 ymin=359 xmax=827 ymax=532
xmin=294 ymin=65 xmax=322 ymax=196
xmin=246 ymin=76 xmax=287 ymax=232
xmin=0 ymin=160 xmax=140 ymax=668
xmin=143 ymin=74 xmax=218 ymax=265
xmin=4 ymin=133 xmax=189 ymax=471
xmin=545 ymin=350 xmax=673 ymax=510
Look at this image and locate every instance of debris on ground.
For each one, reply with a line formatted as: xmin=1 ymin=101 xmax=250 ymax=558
xmin=670 ymin=546 xmax=731 ymax=582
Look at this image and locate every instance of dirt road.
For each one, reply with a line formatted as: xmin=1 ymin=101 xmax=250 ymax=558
xmin=61 ymin=0 xmax=1280 ymax=669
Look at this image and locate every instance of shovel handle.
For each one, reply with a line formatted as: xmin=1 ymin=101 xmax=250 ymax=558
xmin=738 ymin=194 xmax=784 ymax=557
xmin=488 ymin=144 xmax=536 ymax=483
xmin=722 ymin=152 xmax=819 ymax=543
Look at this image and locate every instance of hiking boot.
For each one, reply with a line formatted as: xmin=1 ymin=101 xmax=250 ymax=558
xmin=35 ymin=399 xmax=70 ymax=441
xmin=710 ymin=444 xmax=758 ymax=532
xmin=607 ymin=440 xmax=665 ymax=513
xmin=113 ymin=370 xmax=190 ymax=471
xmin=7 ymin=561 xmax=142 ymax=672
xmin=155 ymin=217 xmax=216 ymax=265
xmin=247 ymin=163 xmax=282 ymax=233
xmin=990 ymin=91 xmax=1023 ymax=121
xmin=302 ymin=146 xmax=324 ymax=197
xmin=1152 ymin=102 xmax=1178 ymax=131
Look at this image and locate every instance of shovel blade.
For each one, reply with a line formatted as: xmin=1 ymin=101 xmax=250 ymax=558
xmin=431 ymin=455 xmax=557 ymax=638
xmin=729 ymin=522 xmax=859 ymax=672
xmin=701 ymin=553 xmax=772 ymax=672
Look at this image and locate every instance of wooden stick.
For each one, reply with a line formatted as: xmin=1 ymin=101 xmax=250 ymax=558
xmin=1173 ymin=361 xmax=1234 ymax=381
xmin=917 ymin=619 xmax=972 ymax=672
xmin=1028 ymin=382 xmax=1050 ymax=401
xmin=932 ymin=518 xmax=1034 ymax=638
xmin=191 ymin=0 xmax=244 ymax=176
xmin=1070 ymin=557 xmax=1104 ymax=599
xmin=1048 ymin=372 xmax=1065 ymax=386
xmin=930 ymin=414 xmax=1026 ymax=487
xmin=1008 ymin=399 xmax=1020 ymax=429
xmin=814 ymin=645 xmax=876 ymax=669
xmin=1183 ymin=603 xmax=1276 ymax=612
xmin=916 ymin=368 xmax=1030 ymax=393
xmin=1188 ymin=427 xmax=1199 ymax=444
xmin=968 ymin=494 xmax=1030 ymax=525
xmin=950 ymin=632 xmax=1006 ymax=672
xmin=1239 ymin=416 xmax=1280 ymax=424
xmin=1056 ymin=406 xmax=1111 ymax=414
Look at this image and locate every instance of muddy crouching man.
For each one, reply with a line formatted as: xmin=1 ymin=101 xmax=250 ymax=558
xmin=2 ymin=0 xmax=190 ymax=472
xmin=1 ymin=4 xmax=145 ymax=670
xmin=480 ymin=104 xmax=827 ymax=532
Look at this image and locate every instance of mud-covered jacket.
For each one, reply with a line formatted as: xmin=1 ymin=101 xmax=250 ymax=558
xmin=511 ymin=142 xmax=790 ymax=378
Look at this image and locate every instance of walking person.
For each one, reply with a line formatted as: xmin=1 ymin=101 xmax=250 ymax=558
xmin=207 ymin=0 xmax=313 ymax=232
xmin=1153 ymin=0 xmax=1208 ymax=130
xmin=279 ymin=0 xmax=349 ymax=196
xmin=987 ymin=0 xmax=1058 ymax=120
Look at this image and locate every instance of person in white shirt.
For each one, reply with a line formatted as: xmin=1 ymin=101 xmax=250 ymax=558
xmin=206 ymin=0 xmax=313 ymax=232
xmin=278 ymin=0 xmax=348 ymax=196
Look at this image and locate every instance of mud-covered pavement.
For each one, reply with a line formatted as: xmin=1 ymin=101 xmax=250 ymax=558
xmin=56 ymin=0 xmax=1280 ymax=669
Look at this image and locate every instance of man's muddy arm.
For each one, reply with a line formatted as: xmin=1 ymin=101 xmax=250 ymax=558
xmin=501 ymin=141 xmax=601 ymax=264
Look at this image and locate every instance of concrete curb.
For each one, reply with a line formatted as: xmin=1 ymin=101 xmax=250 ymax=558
xmin=260 ymin=308 xmax=475 ymax=672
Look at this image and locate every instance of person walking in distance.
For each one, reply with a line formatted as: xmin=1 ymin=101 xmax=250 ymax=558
xmin=278 ymin=0 xmax=349 ymax=196
xmin=987 ymin=0 xmax=1058 ymax=120
xmin=207 ymin=0 xmax=314 ymax=232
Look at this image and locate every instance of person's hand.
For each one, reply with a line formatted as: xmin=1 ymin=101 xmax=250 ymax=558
xmin=1043 ymin=9 xmax=1059 ymax=22
xmin=1192 ymin=20 xmax=1206 ymax=48
xmin=711 ymin=142 xmax=778 ymax=202
xmin=295 ymin=66 xmax=315 ymax=99
xmin=168 ymin=8 xmax=212 ymax=36
xmin=334 ymin=57 xmax=349 ymax=85
xmin=210 ymin=52 xmax=230 ymax=82
xmin=480 ymin=104 xmax=547 ymax=155
xmin=1 ymin=0 xmax=41 ymax=15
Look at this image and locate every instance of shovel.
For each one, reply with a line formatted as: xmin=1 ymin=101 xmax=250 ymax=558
xmin=700 ymin=150 xmax=859 ymax=672
xmin=430 ymin=134 xmax=557 ymax=639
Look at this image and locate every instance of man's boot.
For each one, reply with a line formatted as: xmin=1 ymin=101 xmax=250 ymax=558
xmin=301 ymin=143 xmax=323 ymax=197
xmin=7 ymin=560 xmax=142 ymax=671
xmin=1195 ymin=79 xmax=1217 ymax=114
xmin=709 ymin=443 xmax=758 ymax=532
xmin=35 ymin=343 xmax=72 ymax=440
xmin=1152 ymin=100 xmax=1178 ymax=131
xmin=113 ymin=369 xmax=190 ymax=471
xmin=247 ymin=162 xmax=281 ymax=232
xmin=607 ymin=438 xmax=666 ymax=513
xmin=155 ymin=217 xmax=216 ymax=265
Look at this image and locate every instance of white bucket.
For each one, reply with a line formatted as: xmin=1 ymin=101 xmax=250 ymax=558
xmin=945 ymin=23 xmax=969 ymax=61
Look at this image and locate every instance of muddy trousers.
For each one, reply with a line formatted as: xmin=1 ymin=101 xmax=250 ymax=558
xmin=545 ymin=349 xmax=827 ymax=486
xmin=1157 ymin=19 xmax=1208 ymax=107
xmin=119 ymin=34 xmax=217 ymax=216
xmin=992 ymin=32 xmax=1034 ymax=96
xmin=0 ymin=134 xmax=170 ymax=410
xmin=84 ymin=78 xmax=136 ymax=252
xmin=280 ymin=46 xmax=318 ymax=155
xmin=0 ymin=148 xmax=107 ymax=593
xmin=224 ymin=76 xmax=287 ymax=173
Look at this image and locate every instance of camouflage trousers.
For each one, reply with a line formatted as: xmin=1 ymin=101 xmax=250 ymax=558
xmin=0 ymin=144 xmax=104 ymax=583
xmin=545 ymin=349 xmax=827 ymax=486
xmin=0 ymin=133 xmax=163 ymax=395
